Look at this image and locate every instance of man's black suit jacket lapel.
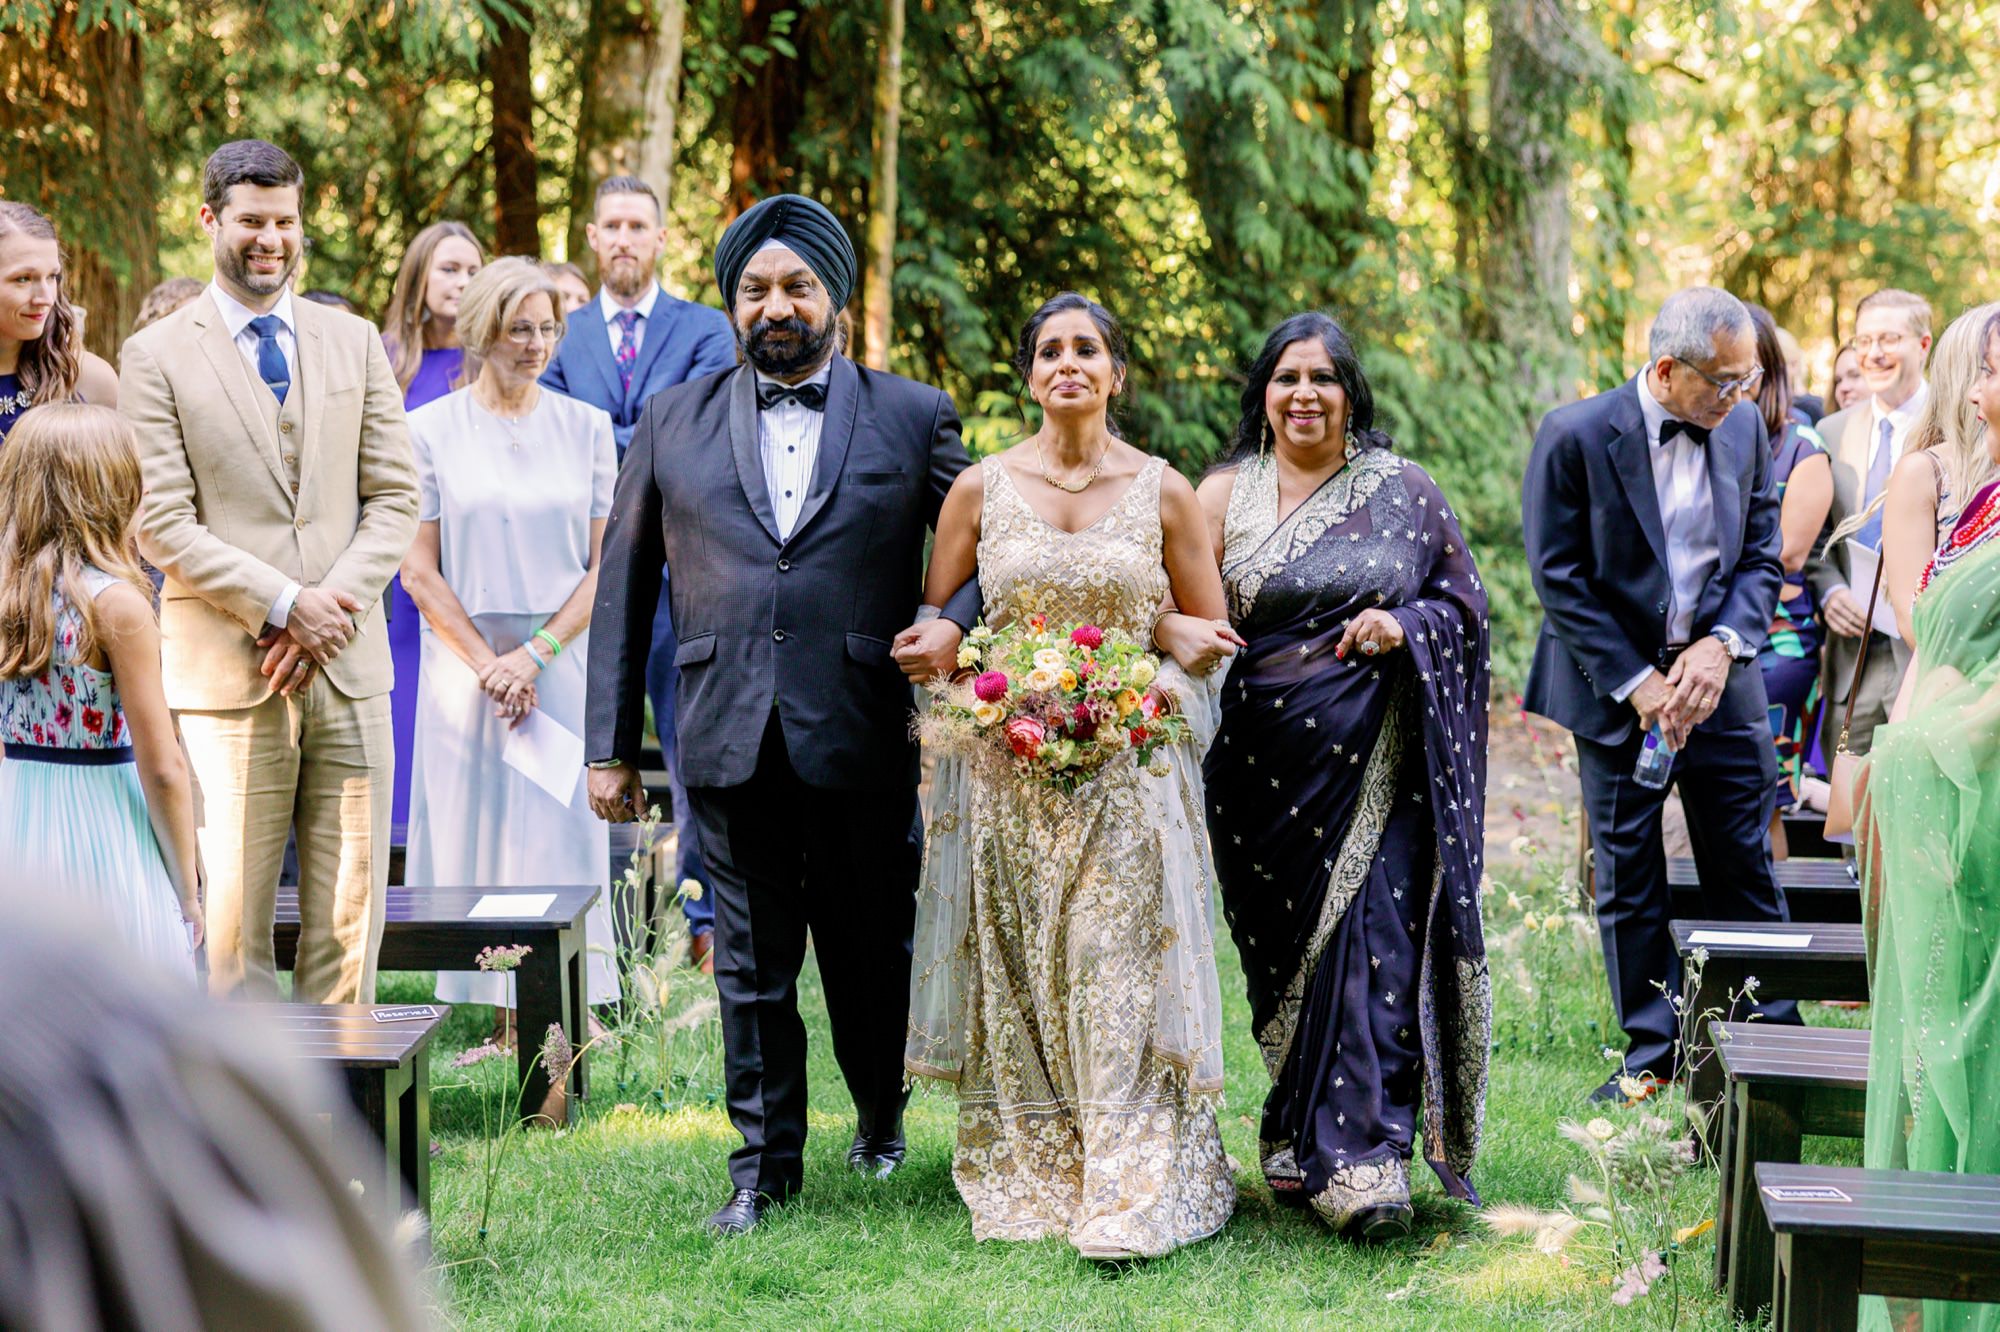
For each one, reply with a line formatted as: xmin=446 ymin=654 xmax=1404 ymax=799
xmin=1707 ymin=418 xmax=1746 ymax=579
xmin=1606 ymin=380 xmax=1670 ymax=573
xmin=727 ymin=366 xmax=782 ymax=543
xmin=788 ymin=356 xmax=858 ymax=546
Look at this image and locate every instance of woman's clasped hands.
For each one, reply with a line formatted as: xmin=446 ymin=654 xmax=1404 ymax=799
xmin=478 ymin=643 xmax=541 ymax=728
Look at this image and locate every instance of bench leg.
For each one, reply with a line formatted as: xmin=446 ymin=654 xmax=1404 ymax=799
xmin=1773 ymin=1233 xmax=1860 ymax=1332
xmin=343 ymin=1067 xmax=398 ymax=1221
xmin=515 ymin=942 xmax=574 ymax=1126
xmin=1714 ymin=1077 xmax=1742 ymax=1292
xmin=404 ymin=1048 xmax=430 ymax=1215
xmin=1684 ymin=972 xmax=1739 ymax=1153
xmin=566 ymin=928 xmax=590 ymax=1102
xmin=1727 ymin=1081 xmax=1804 ymax=1323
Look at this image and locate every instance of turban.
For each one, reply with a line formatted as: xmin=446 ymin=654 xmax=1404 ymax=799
xmin=713 ymin=194 xmax=857 ymax=313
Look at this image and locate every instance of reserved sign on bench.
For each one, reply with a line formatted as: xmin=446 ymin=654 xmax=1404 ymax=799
xmin=1761 ymin=1184 xmax=1851 ymax=1203
xmin=1687 ymin=929 xmax=1814 ymax=949
xmin=371 ymin=1005 xmax=441 ymax=1023
xmin=467 ymin=893 xmax=558 ymax=918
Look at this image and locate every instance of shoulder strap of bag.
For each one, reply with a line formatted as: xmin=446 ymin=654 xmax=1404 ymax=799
xmin=1836 ymin=550 xmax=1889 ymax=754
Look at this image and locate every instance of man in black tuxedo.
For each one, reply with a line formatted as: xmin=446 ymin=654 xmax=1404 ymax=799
xmin=1522 ymin=286 xmax=1798 ymax=1102
xmin=585 ymin=194 xmax=979 ymax=1235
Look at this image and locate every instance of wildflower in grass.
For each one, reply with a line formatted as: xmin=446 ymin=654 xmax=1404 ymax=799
xmin=476 ymin=943 xmax=532 ymax=972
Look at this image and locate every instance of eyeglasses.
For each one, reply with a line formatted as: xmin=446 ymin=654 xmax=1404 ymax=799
xmin=1674 ymin=358 xmax=1764 ymax=400
xmin=1851 ymin=332 xmax=1909 ymax=354
xmin=504 ymin=321 xmax=560 ymax=345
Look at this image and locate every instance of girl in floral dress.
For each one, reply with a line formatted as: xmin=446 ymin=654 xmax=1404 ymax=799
xmin=0 ymin=405 xmax=200 ymax=975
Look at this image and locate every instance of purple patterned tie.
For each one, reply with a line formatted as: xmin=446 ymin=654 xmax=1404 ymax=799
xmin=613 ymin=309 xmax=641 ymax=397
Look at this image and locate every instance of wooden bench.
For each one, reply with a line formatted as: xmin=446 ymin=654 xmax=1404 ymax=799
xmin=275 ymin=885 xmax=598 ymax=1124
xmin=1712 ymin=1022 xmax=1869 ymax=1321
xmin=1667 ymin=856 xmax=1859 ymax=924
xmin=263 ymin=1002 xmax=449 ymax=1216
xmin=1672 ymin=919 xmax=1868 ymax=1129
xmin=1759 ymin=1163 xmax=2000 ymax=1329
xmin=1778 ymin=810 xmax=1840 ymax=860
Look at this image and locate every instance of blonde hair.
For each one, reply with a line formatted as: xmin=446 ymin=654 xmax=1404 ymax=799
xmin=0 ymin=404 xmax=153 ymax=679
xmin=457 ymin=256 xmax=565 ymax=376
xmin=1831 ymin=302 xmax=2000 ymax=546
xmin=132 ymin=276 xmax=204 ymax=334
xmin=1855 ymin=288 xmax=1934 ymax=342
xmin=0 ymin=202 xmax=82 ymax=407
xmin=380 ymin=221 xmax=485 ymax=392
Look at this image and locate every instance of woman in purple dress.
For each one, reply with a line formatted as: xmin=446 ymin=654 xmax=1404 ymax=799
xmin=1159 ymin=312 xmax=1492 ymax=1241
xmin=379 ymin=221 xmax=485 ymax=834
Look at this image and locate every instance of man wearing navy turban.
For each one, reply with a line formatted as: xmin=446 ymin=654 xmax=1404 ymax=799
xmin=585 ymin=194 xmax=982 ymax=1236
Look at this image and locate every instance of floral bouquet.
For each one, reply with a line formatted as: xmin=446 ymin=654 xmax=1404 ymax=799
xmin=922 ymin=614 xmax=1189 ymax=795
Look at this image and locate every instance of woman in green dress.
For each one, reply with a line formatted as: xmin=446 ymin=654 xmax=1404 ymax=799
xmin=1856 ymin=310 xmax=2000 ymax=1332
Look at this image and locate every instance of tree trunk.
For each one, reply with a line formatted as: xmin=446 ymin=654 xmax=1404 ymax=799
xmin=727 ymin=0 xmax=813 ymax=220
xmin=862 ymin=0 xmax=904 ymax=369
xmin=0 ymin=5 xmax=157 ymax=358
xmin=1482 ymin=0 xmax=1582 ymax=412
xmin=485 ymin=10 xmax=541 ymax=255
xmin=568 ymin=0 xmax=687 ymax=262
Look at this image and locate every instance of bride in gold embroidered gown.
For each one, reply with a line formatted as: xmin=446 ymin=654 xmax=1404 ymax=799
xmin=903 ymin=295 xmax=1243 ymax=1259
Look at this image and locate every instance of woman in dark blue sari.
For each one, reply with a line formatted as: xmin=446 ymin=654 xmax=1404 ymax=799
xmin=1159 ymin=313 xmax=1492 ymax=1239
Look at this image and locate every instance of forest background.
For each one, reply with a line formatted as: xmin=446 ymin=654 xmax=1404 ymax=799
xmin=6 ymin=0 xmax=1997 ymax=679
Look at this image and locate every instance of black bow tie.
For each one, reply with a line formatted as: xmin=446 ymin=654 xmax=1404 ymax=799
xmin=1659 ymin=418 xmax=1710 ymax=447
xmin=758 ymin=380 xmax=827 ymax=412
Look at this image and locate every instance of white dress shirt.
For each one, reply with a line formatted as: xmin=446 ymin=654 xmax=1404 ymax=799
xmin=1612 ymin=372 xmax=1739 ymax=702
xmin=208 ymin=282 xmax=304 ymax=628
xmin=1865 ymin=381 xmax=1928 ymax=488
xmin=757 ymin=362 xmax=832 ymax=540
xmin=599 ymin=281 xmax=661 ymax=359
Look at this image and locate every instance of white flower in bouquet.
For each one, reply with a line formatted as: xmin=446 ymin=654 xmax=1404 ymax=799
xmin=1032 ymin=647 xmax=1067 ymax=673
xmin=956 ymin=643 xmax=981 ymax=669
xmin=972 ymin=700 xmax=1005 ymax=727
xmin=1024 ymin=666 xmax=1060 ymax=693
xmin=1127 ymin=656 xmax=1158 ymax=689
xmin=1101 ymin=725 xmax=1130 ymax=751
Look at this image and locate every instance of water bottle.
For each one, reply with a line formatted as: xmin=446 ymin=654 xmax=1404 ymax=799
xmin=1633 ymin=725 xmax=1675 ymax=790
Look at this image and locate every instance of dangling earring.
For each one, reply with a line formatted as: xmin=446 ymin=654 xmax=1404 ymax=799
xmin=1343 ymin=418 xmax=1358 ymax=462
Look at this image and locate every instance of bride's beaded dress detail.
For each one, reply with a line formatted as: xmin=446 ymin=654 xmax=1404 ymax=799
xmin=910 ymin=456 xmax=1235 ymax=1257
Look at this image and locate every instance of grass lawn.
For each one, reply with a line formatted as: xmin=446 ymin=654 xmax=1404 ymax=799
xmin=389 ymin=893 xmax=1861 ymax=1330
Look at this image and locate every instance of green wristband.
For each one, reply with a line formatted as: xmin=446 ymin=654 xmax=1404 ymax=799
xmin=535 ymin=628 xmax=563 ymax=657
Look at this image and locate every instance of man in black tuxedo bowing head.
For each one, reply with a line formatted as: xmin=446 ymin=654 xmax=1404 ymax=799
xmin=1522 ymin=286 xmax=1798 ymax=1104
xmin=585 ymin=194 xmax=979 ymax=1235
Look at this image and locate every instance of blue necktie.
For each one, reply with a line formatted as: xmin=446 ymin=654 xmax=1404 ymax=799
xmin=249 ymin=314 xmax=290 ymax=406
xmin=612 ymin=309 xmax=640 ymax=398
xmin=1856 ymin=416 xmax=1893 ymax=550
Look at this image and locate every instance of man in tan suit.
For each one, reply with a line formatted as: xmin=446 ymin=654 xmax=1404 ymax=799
xmin=1804 ymin=288 xmax=1931 ymax=760
xmin=121 ymin=140 xmax=418 ymax=1001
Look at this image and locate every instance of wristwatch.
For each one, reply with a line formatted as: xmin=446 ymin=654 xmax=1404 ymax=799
xmin=1708 ymin=625 xmax=1749 ymax=660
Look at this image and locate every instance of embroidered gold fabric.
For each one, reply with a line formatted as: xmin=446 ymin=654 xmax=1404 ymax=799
xmin=915 ymin=456 xmax=1236 ymax=1257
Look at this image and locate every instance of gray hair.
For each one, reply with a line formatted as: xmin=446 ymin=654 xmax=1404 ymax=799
xmin=1648 ymin=287 xmax=1753 ymax=365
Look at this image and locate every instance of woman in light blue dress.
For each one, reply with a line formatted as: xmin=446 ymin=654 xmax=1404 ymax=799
xmin=0 ymin=405 xmax=199 ymax=975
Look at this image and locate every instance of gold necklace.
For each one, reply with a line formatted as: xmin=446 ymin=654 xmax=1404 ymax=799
xmin=1035 ymin=433 xmax=1110 ymax=493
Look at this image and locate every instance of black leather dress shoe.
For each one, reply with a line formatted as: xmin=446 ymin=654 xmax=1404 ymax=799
xmin=706 ymin=1188 xmax=777 ymax=1236
xmin=847 ymin=1129 xmax=907 ymax=1179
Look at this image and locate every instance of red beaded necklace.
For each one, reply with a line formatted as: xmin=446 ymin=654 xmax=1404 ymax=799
xmin=1920 ymin=480 xmax=2000 ymax=594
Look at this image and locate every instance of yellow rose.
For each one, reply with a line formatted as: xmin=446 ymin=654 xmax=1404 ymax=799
xmin=957 ymin=644 xmax=981 ymax=669
xmin=1057 ymin=669 xmax=1079 ymax=691
xmin=1127 ymin=657 xmax=1158 ymax=689
xmin=1033 ymin=648 xmax=1067 ymax=673
xmin=1025 ymin=667 xmax=1060 ymax=692
xmin=972 ymin=700 xmax=1005 ymax=727
xmin=1115 ymin=688 xmax=1142 ymax=719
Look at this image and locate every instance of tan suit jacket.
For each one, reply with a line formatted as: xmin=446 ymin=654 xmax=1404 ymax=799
xmin=121 ymin=291 xmax=419 ymax=711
